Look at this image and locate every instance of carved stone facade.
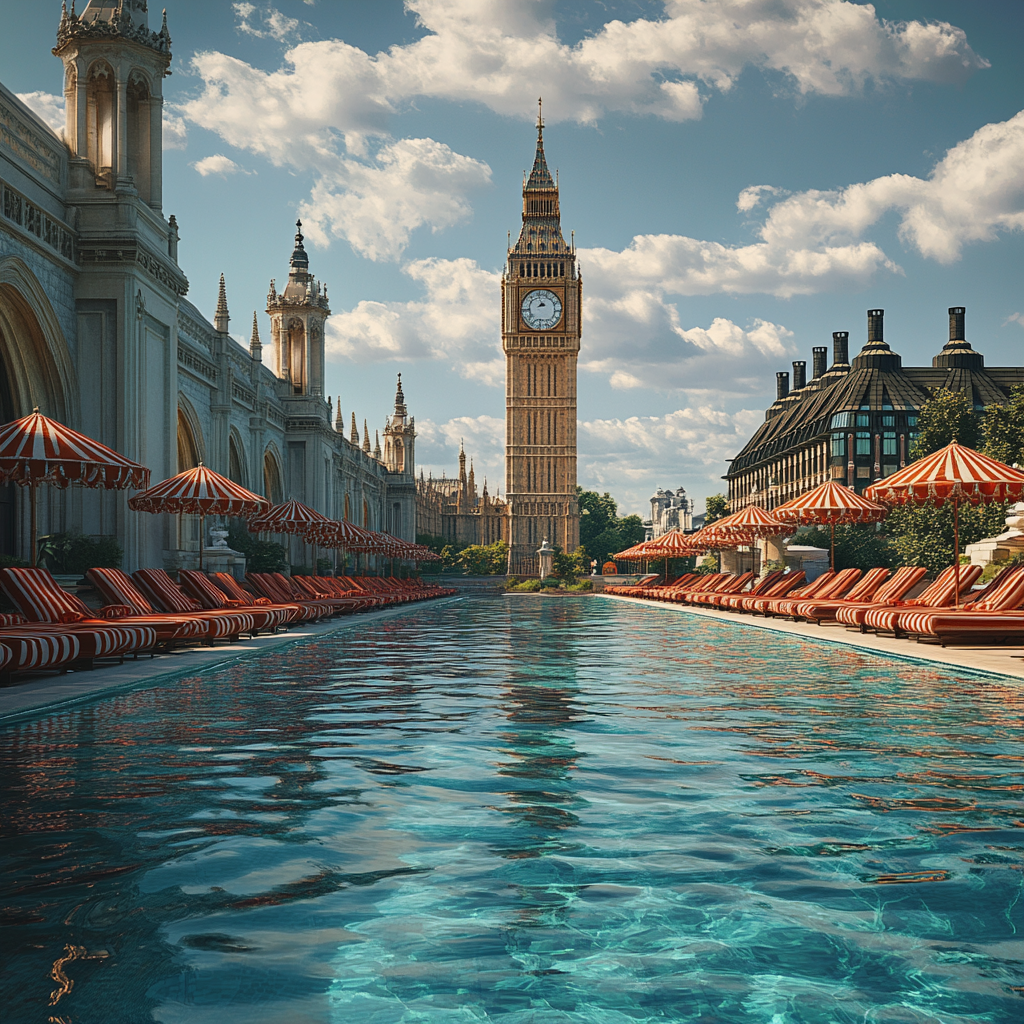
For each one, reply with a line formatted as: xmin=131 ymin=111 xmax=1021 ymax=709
xmin=0 ymin=1 xmax=416 ymax=570
xmin=416 ymin=444 xmax=509 ymax=547
xmin=645 ymin=487 xmax=693 ymax=540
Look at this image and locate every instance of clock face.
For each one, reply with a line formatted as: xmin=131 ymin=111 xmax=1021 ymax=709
xmin=521 ymin=289 xmax=562 ymax=330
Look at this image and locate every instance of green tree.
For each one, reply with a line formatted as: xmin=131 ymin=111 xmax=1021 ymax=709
xmin=228 ymin=519 xmax=288 ymax=573
xmin=704 ymin=494 xmax=728 ymax=525
xmin=576 ymin=488 xmax=648 ymax=563
xmin=553 ymin=545 xmax=588 ymax=583
xmin=457 ymin=540 xmax=509 ymax=575
xmin=909 ymin=387 xmax=979 ymax=458
xmin=981 ymin=383 xmax=1024 ymax=466
xmin=791 ymin=523 xmax=895 ymax=571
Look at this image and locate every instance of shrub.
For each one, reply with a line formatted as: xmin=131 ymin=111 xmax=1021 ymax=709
xmin=540 ymin=575 xmax=562 ymax=588
xmin=39 ymin=531 xmax=122 ymax=576
xmin=510 ymin=578 xmax=542 ymax=592
xmin=565 ymin=579 xmax=593 ymax=592
xmin=457 ymin=540 xmax=508 ymax=575
xmin=553 ymin=545 xmax=588 ymax=583
xmin=228 ymin=519 xmax=288 ymax=573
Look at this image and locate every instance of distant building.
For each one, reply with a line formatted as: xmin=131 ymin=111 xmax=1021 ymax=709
xmin=645 ymin=487 xmax=693 ymax=539
xmin=726 ymin=307 xmax=1024 ymax=511
xmin=416 ymin=443 xmax=508 ymax=547
xmin=0 ymin=1 xmax=416 ymax=569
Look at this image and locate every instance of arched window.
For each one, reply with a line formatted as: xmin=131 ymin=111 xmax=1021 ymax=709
xmin=228 ymin=434 xmax=246 ymax=486
xmin=343 ymin=494 xmax=351 ymax=522
xmin=127 ymin=73 xmax=152 ymax=204
xmin=287 ymin=319 xmax=305 ymax=393
xmin=86 ymin=62 xmax=114 ymax=187
xmin=394 ymin=438 xmax=404 ymax=473
xmin=263 ymin=449 xmax=283 ymax=504
xmin=177 ymin=407 xmax=200 ymax=472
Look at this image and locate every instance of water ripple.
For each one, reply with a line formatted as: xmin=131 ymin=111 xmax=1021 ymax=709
xmin=0 ymin=597 xmax=1021 ymax=1023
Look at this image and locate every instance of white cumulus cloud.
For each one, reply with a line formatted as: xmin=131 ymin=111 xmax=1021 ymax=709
xmin=415 ymin=414 xmax=506 ymax=489
xmin=326 ymin=258 xmax=504 ymax=384
xmin=233 ymin=3 xmax=301 ymax=41
xmin=17 ymin=91 xmax=65 ymax=135
xmin=298 ymin=138 xmax=491 ymax=261
xmin=579 ymin=406 xmax=764 ymax=513
xmin=192 ymin=154 xmax=253 ymax=177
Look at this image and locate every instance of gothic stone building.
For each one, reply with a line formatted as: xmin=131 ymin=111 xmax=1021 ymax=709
xmin=727 ymin=307 xmax=1024 ymax=511
xmin=416 ymin=105 xmax=582 ymax=573
xmin=0 ymin=0 xmax=416 ymax=570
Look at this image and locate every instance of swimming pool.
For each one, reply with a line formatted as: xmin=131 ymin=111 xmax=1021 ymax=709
xmin=1 ymin=596 xmax=1021 ymax=1023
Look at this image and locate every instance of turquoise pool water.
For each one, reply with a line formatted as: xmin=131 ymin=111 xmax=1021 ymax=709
xmin=1 ymin=596 xmax=1022 ymax=1023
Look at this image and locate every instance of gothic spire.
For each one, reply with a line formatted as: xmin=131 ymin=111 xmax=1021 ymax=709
xmin=335 ymin=399 xmax=344 ymax=432
xmin=249 ymin=312 xmax=262 ymax=360
xmin=374 ymin=431 xmax=381 ymax=460
xmin=214 ymin=274 xmax=229 ymax=332
xmin=362 ymin=419 xmax=371 ymax=453
xmin=350 ymin=411 xmax=359 ymax=445
xmin=525 ymin=97 xmax=554 ymax=192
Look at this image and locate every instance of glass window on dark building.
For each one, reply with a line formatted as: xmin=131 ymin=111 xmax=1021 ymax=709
xmin=855 ymin=431 xmax=871 ymax=455
xmin=883 ymin=431 xmax=897 ymax=456
xmin=831 ymin=433 xmax=846 ymax=458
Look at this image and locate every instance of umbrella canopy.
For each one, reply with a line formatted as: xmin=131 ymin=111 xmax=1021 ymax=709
xmin=865 ymin=442 xmax=1024 ymax=608
xmin=774 ymin=479 xmax=886 ymax=571
xmin=613 ymin=541 xmax=650 ymax=559
xmin=773 ymin=480 xmax=888 ymax=526
xmin=685 ymin=525 xmax=756 ymax=553
xmin=249 ymin=499 xmax=331 ymax=536
xmin=311 ymin=519 xmax=379 ymax=551
xmin=865 ymin=441 xmax=1024 ymax=507
xmin=129 ymin=465 xmax=269 ymax=569
xmin=0 ymin=410 xmax=150 ymax=490
xmin=639 ymin=529 xmax=693 ymax=555
xmin=712 ymin=504 xmax=793 ymax=538
xmin=129 ymin=465 xmax=269 ymax=516
xmin=0 ymin=409 xmax=151 ymax=565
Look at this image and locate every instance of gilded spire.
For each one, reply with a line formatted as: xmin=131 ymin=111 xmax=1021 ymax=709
xmin=525 ymin=97 xmax=555 ymax=192
xmin=214 ymin=274 xmax=229 ymax=332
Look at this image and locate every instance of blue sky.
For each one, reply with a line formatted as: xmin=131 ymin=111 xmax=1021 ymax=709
xmin=5 ymin=0 xmax=1024 ymax=515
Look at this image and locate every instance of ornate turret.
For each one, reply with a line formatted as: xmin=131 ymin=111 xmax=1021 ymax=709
xmin=383 ymin=373 xmax=415 ymax=478
xmin=267 ymin=221 xmax=331 ymax=396
xmin=55 ymin=0 xmax=172 ymax=202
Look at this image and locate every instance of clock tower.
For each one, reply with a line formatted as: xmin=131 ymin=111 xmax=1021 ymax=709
xmin=503 ymin=102 xmax=581 ymax=573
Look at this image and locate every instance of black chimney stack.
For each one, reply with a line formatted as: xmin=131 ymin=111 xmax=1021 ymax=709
xmin=776 ymin=371 xmax=789 ymax=401
xmin=833 ymin=331 xmax=849 ymax=366
xmin=792 ymin=360 xmax=806 ymax=390
xmin=867 ymin=308 xmax=884 ymax=343
xmin=949 ymin=306 xmax=965 ymax=341
xmin=812 ymin=346 xmax=828 ymax=379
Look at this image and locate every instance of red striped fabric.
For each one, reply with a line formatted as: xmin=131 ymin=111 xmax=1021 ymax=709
xmin=0 ymin=642 xmax=11 ymax=672
xmin=249 ymin=499 xmax=331 ymax=536
xmin=712 ymin=505 xmax=793 ymax=537
xmin=0 ymin=567 xmax=87 ymax=622
xmin=774 ymin=480 xmax=887 ymax=525
xmin=0 ymin=630 xmax=80 ymax=670
xmin=865 ymin=442 xmax=1024 ymax=507
xmin=178 ymin=570 xmax=234 ymax=609
xmin=128 ymin=465 xmax=269 ymax=516
xmin=0 ymin=411 xmax=150 ymax=490
xmin=88 ymin=568 xmax=157 ymax=615
xmin=132 ymin=570 xmax=203 ymax=614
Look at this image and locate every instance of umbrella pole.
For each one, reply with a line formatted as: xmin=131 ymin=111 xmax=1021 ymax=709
xmin=831 ymin=522 xmax=835 ymax=573
xmin=953 ymin=497 xmax=960 ymax=610
xmin=29 ymin=481 xmax=37 ymax=568
xmin=199 ymin=514 xmax=205 ymax=571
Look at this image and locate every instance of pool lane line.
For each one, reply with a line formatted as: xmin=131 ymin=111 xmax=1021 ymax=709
xmin=0 ymin=597 xmax=463 ymax=727
xmin=598 ymin=593 xmax=1024 ymax=685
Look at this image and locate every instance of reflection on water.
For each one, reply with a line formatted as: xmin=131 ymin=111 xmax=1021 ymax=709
xmin=0 ymin=597 xmax=1022 ymax=1023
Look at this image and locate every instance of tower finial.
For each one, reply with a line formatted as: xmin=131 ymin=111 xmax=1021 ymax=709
xmin=350 ymin=411 xmax=359 ymax=445
xmin=363 ymin=419 xmax=371 ymax=453
xmin=249 ymin=311 xmax=262 ymax=359
xmin=215 ymin=274 xmax=229 ymax=332
xmin=537 ymin=96 xmax=543 ymax=134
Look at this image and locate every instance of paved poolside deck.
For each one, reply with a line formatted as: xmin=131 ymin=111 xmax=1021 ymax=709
xmin=0 ymin=598 xmax=459 ymax=724
xmin=600 ymin=592 xmax=1024 ymax=682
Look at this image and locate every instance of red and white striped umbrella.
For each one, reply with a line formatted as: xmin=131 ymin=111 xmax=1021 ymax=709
xmin=865 ymin=442 xmax=1024 ymax=507
xmin=712 ymin=504 xmax=793 ymax=537
xmin=249 ymin=499 xmax=330 ymax=536
xmin=128 ymin=465 xmax=269 ymax=569
xmin=0 ymin=409 xmax=151 ymax=564
xmin=773 ymin=480 xmax=887 ymax=526
xmin=310 ymin=519 xmax=378 ymax=551
xmin=0 ymin=409 xmax=150 ymax=490
xmin=684 ymin=525 xmax=757 ymax=553
xmin=866 ymin=442 xmax=1024 ymax=607
xmin=129 ymin=465 xmax=269 ymax=516
xmin=639 ymin=528 xmax=693 ymax=556
xmin=773 ymin=479 xmax=886 ymax=571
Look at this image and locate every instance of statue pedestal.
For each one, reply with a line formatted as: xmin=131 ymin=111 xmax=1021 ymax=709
xmin=965 ymin=503 xmax=1024 ymax=566
xmin=177 ymin=547 xmax=247 ymax=580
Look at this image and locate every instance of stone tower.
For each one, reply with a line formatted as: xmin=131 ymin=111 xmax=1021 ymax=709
xmin=266 ymin=221 xmax=330 ymax=396
xmin=382 ymin=374 xmax=417 ymax=539
xmin=502 ymin=101 xmax=581 ymax=572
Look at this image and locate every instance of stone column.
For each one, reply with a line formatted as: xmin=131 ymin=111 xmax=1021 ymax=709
xmin=149 ymin=94 xmax=163 ymax=209
xmin=115 ymin=73 xmax=128 ymax=182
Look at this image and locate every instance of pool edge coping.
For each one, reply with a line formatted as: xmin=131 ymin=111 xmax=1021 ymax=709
xmin=597 ymin=593 xmax=1024 ymax=684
